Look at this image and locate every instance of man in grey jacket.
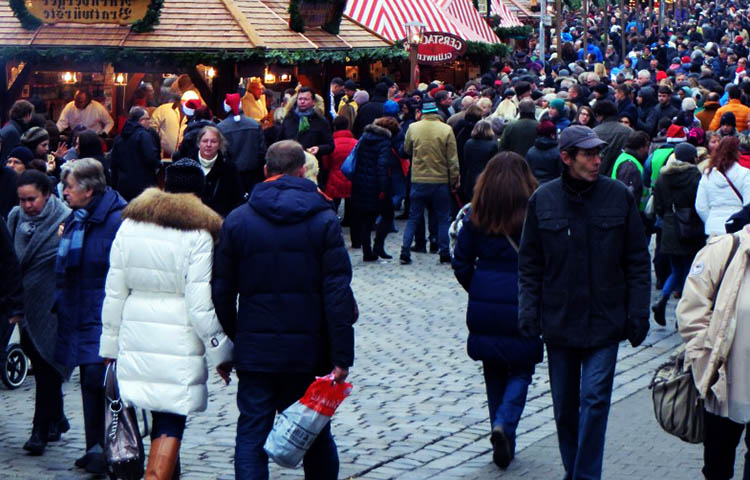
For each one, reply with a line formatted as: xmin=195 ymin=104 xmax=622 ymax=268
xmin=218 ymin=93 xmax=266 ymax=194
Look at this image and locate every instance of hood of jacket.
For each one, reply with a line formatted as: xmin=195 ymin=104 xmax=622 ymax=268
xmin=119 ymin=118 xmax=144 ymax=139
xmin=362 ymin=123 xmax=392 ymax=139
xmin=534 ymin=136 xmax=559 ymax=150
xmin=660 ymin=157 xmax=700 ymax=189
xmin=639 ymin=86 xmax=657 ymax=109
xmin=249 ymin=175 xmax=332 ymax=224
xmin=122 ymin=187 xmax=223 ymax=240
xmin=86 ymin=187 xmax=127 ymax=225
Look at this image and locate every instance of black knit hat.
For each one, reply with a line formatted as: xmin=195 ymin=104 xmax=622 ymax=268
xmin=165 ymin=158 xmax=205 ymax=195
xmin=20 ymin=126 xmax=49 ymax=151
xmin=721 ymin=112 xmax=737 ymax=127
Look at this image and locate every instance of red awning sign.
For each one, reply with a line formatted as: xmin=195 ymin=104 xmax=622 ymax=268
xmin=417 ymin=32 xmax=467 ymax=65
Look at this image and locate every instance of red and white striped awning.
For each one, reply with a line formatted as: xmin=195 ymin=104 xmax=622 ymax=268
xmin=491 ymin=0 xmax=524 ymax=27
xmin=345 ymin=0 xmax=501 ymax=44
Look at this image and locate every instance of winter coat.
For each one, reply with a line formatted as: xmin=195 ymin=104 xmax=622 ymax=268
xmin=453 ymin=220 xmax=543 ymax=367
xmin=518 ymin=174 xmax=651 ymax=348
xmin=655 ymin=102 xmax=679 ymax=126
xmin=500 ymin=117 xmax=538 ymax=158
xmin=696 ymin=163 xmax=750 ymax=235
xmin=217 ymin=115 xmax=266 ymax=174
xmin=193 ymin=151 xmax=245 ymax=218
xmin=0 ymin=119 xmax=23 ymax=163
xmin=653 ymin=158 xmax=704 ymax=256
xmin=461 ymin=138 xmax=497 ymax=202
xmin=593 ymin=119 xmax=633 ymax=176
xmin=0 ymin=220 xmax=23 ymax=321
xmin=100 ymin=189 xmax=232 ymax=415
xmin=110 ymin=119 xmax=162 ymax=202
xmin=637 ymin=87 xmax=659 ymax=137
xmin=677 ymin=230 xmax=750 ymax=408
xmin=173 ymin=120 xmax=214 ymax=162
xmin=7 ymin=196 xmax=71 ymax=378
xmin=697 ymin=101 xmax=721 ymax=131
xmin=0 ymin=166 xmax=18 ymax=220
xmin=709 ymin=99 xmax=750 ymax=132
xmin=525 ymin=136 xmax=562 ymax=185
xmin=351 ymin=124 xmax=393 ymax=212
xmin=617 ymin=98 xmax=638 ymax=125
xmin=321 ymin=130 xmax=356 ymax=199
xmin=280 ymin=110 xmax=335 ymax=157
xmin=54 ymin=188 xmax=127 ymax=369
xmin=454 ymin=118 xmax=477 ymax=171
xmin=212 ymin=175 xmax=356 ymax=374
xmin=404 ymin=114 xmax=459 ymax=184
xmin=352 ymin=96 xmax=387 ymax=138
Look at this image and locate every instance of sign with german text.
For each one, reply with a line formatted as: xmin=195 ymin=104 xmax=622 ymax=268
xmin=26 ymin=0 xmax=150 ymax=25
xmin=417 ymin=32 xmax=467 ymax=65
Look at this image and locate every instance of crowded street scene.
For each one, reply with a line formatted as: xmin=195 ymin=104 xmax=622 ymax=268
xmin=3 ymin=0 xmax=750 ymax=478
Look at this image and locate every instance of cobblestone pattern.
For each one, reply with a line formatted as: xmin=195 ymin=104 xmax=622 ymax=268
xmin=0 ymin=225 xmax=698 ymax=479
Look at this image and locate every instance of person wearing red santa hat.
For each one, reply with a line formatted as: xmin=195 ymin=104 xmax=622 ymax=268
xmin=218 ymin=93 xmax=267 ymax=194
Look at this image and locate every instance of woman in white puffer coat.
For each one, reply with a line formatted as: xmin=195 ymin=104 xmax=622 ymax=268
xmin=695 ymin=136 xmax=750 ymax=236
xmin=100 ymin=159 xmax=233 ymax=480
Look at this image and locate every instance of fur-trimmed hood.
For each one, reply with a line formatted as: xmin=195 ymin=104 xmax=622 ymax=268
xmin=363 ymin=123 xmax=392 ymax=138
xmin=662 ymin=155 xmax=699 ymax=174
xmin=122 ymin=188 xmax=223 ymax=240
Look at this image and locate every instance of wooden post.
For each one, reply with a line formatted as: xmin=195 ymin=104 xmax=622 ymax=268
xmin=187 ymin=66 xmax=214 ymax=112
xmin=556 ymin=0 xmax=562 ymax=55
xmin=409 ymin=44 xmax=419 ymax=92
xmin=0 ymin=61 xmax=7 ymax=125
xmin=604 ymin=0 xmax=610 ymax=50
xmin=583 ymin=0 xmax=588 ymax=65
xmin=620 ymin=0 xmax=626 ymax=62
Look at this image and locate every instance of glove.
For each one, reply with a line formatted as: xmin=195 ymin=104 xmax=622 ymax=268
xmin=626 ymin=315 xmax=649 ymax=347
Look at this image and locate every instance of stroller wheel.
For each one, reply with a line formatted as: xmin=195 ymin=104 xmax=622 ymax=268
xmin=2 ymin=343 xmax=28 ymax=389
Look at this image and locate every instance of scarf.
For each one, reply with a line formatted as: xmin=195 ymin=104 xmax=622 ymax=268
xmin=296 ymin=106 xmax=314 ymax=134
xmin=9 ymin=195 xmax=70 ymax=269
xmin=199 ymin=153 xmax=218 ymax=174
xmin=55 ymin=208 xmax=90 ymax=273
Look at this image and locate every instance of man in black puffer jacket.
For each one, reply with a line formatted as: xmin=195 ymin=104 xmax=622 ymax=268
xmin=110 ymin=107 xmax=162 ymax=202
xmin=518 ymin=126 xmax=650 ymax=480
xmin=352 ymin=83 xmax=389 ymax=138
xmin=525 ymin=120 xmax=561 ymax=185
xmin=212 ymin=140 xmax=356 ymax=480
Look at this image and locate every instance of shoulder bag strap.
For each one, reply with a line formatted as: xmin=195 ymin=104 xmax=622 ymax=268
xmin=719 ymin=170 xmax=744 ymax=203
xmin=712 ymin=233 xmax=741 ymax=311
xmin=504 ymin=234 xmax=520 ymax=253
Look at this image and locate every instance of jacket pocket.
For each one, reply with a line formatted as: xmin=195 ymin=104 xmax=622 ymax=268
xmin=537 ymin=216 xmax=569 ymax=258
xmin=540 ymin=289 xmax=567 ymax=337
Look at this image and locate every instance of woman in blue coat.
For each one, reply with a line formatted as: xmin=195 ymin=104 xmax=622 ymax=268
xmin=451 ymin=152 xmax=542 ymax=470
xmin=55 ymin=158 xmax=126 ymax=474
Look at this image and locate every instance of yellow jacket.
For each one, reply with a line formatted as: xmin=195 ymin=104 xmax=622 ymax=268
xmin=241 ymin=92 xmax=268 ymax=122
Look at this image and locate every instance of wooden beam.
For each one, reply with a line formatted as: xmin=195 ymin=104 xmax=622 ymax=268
xmin=7 ymin=62 xmax=35 ymax=105
xmin=218 ymin=0 xmax=264 ymax=47
xmin=0 ymin=61 xmax=7 ymax=125
xmin=186 ymin=66 xmax=214 ymax=112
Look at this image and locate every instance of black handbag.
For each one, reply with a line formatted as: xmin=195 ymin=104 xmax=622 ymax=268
xmin=104 ymin=362 xmax=146 ymax=480
xmin=672 ymin=204 xmax=704 ymax=241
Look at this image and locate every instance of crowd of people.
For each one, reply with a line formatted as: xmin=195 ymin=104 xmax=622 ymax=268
xmin=4 ymin=0 xmax=750 ymax=478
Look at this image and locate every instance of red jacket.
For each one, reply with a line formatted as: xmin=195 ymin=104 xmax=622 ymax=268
xmin=322 ymin=130 xmax=356 ymax=199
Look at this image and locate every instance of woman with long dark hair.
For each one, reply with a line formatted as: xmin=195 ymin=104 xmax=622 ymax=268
xmin=451 ymin=152 xmax=543 ymax=469
xmin=696 ymin=136 xmax=750 ymax=235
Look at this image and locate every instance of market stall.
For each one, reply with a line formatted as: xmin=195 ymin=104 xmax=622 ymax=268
xmin=0 ymin=0 xmax=401 ymax=125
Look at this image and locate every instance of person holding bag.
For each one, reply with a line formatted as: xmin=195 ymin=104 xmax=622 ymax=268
xmin=100 ymin=159 xmax=233 ymax=479
xmin=696 ymin=136 xmax=750 ymax=236
xmin=651 ymin=143 xmax=705 ymax=326
xmin=677 ymin=225 xmax=750 ymax=480
xmin=451 ymin=152 xmax=543 ymax=469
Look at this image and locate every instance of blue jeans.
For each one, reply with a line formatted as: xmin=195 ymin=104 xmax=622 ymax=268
xmin=483 ymin=361 xmax=533 ymax=452
xmin=661 ymin=255 xmax=692 ymax=300
xmin=547 ymin=344 xmax=619 ymax=480
xmin=401 ymin=183 xmax=451 ymax=257
xmin=234 ymin=371 xmax=339 ymax=480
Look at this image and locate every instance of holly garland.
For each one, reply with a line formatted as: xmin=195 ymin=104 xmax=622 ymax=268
xmin=11 ymin=0 xmax=165 ymax=32
xmin=464 ymin=41 xmax=510 ymax=62
xmin=485 ymin=17 xmax=534 ymax=39
xmin=0 ymin=45 xmax=409 ymax=66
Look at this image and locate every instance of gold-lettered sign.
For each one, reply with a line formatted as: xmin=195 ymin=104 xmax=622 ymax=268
xmin=25 ymin=0 xmax=150 ymax=25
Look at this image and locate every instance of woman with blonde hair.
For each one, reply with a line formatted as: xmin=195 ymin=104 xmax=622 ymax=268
xmin=191 ymin=125 xmax=244 ymax=217
xmin=452 ymin=152 xmax=543 ymax=469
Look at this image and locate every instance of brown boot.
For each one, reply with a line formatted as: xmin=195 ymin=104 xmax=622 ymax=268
xmin=145 ymin=435 xmax=180 ymax=480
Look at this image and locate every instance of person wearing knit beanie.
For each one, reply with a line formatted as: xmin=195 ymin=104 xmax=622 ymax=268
xmin=6 ymin=146 xmax=35 ymax=174
xmin=720 ymin=112 xmax=737 ymax=137
xmin=20 ymin=127 xmax=50 ymax=159
xmin=383 ymin=100 xmax=399 ymax=118
xmin=165 ymin=158 xmax=205 ymax=196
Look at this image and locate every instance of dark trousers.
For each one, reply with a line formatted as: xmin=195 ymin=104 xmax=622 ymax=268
xmin=354 ymin=202 xmax=395 ymax=257
xmin=547 ymin=343 xmax=619 ymax=480
xmin=151 ymin=412 xmax=187 ymax=441
xmin=234 ymin=371 xmax=339 ymax=480
xmin=653 ymin=228 xmax=671 ymax=288
xmin=703 ymin=410 xmax=750 ymax=480
xmin=80 ymin=363 xmax=106 ymax=451
xmin=483 ymin=361 xmax=533 ymax=452
xmin=21 ymin=331 xmax=63 ymax=438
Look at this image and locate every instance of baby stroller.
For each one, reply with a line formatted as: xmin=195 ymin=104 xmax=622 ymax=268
xmin=0 ymin=317 xmax=29 ymax=389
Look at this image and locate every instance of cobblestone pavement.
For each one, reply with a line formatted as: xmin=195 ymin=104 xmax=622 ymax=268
xmin=0 ymin=222 xmax=715 ymax=479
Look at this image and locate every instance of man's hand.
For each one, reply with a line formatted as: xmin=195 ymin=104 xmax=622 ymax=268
xmin=217 ymin=362 xmax=233 ymax=385
xmin=332 ymin=366 xmax=349 ymax=384
xmin=307 ymin=146 xmax=320 ymax=156
xmin=8 ymin=316 xmax=22 ymax=325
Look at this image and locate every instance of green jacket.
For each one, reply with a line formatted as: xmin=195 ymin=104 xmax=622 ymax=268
xmin=404 ymin=114 xmax=459 ymax=184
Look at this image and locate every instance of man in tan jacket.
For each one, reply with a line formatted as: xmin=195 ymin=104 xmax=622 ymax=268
xmin=400 ymin=101 xmax=459 ymax=265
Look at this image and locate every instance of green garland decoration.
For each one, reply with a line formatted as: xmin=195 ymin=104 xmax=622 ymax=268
xmin=10 ymin=0 xmax=164 ymax=32
xmin=0 ymin=45 xmax=408 ymax=67
xmin=464 ymin=41 xmax=510 ymax=62
xmin=486 ymin=18 xmax=534 ymax=39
